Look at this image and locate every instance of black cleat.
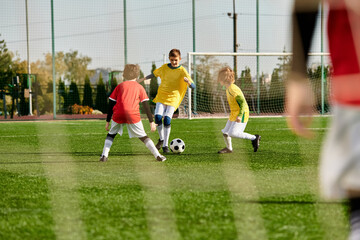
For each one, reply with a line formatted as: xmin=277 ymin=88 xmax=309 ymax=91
xmin=156 ymin=139 xmax=164 ymax=150
xmin=162 ymin=146 xmax=170 ymax=153
xmin=251 ymin=135 xmax=261 ymax=152
xmin=99 ymin=155 xmax=108 ymax=162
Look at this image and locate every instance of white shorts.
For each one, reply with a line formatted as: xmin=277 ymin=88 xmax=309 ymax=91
xmin=320 ymin=105 xmax=360 ymax=199
xmin=109 ymin=120 xmax=147 ymax=138
xmin=221 ymin=120 xmax=247 ymax=135
xmin=155 ymin=102 xmax=175 ymax=118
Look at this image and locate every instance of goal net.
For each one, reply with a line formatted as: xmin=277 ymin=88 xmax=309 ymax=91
xmin=179 ymin=52 xmax=331 ymax=119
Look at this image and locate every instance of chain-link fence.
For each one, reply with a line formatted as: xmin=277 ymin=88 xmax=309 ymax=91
xmin=0 ymin=0 xmax=328 ymax=119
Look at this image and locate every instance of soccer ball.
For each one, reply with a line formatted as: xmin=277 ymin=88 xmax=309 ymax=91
xmin=170 ymin=138 xmax=185 ymax=153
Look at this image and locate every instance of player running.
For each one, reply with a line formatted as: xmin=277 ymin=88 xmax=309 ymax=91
xmin=217 ymin=66 xmax=261 ymax=153
xmin=100 ymin=64 xmax=166 ymax=162
xmin=138 ymin=49 xmax=195 ymax=153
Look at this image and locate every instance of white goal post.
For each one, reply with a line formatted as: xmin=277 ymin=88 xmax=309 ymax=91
xmin=185 ymin=52 xmax=330 ymax=120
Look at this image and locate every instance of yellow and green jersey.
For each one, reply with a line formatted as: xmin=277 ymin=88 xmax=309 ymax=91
xmin=153 ymin=64 xmax=193 ymax=109
xmin=226 ymin=83 xmax=249 ymax=122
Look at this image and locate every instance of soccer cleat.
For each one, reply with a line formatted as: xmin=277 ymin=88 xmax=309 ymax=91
xmin=156 ymin=139 xmax=164 ymax=150
xmin=252 ymin=135 xmax=261 ymax=152
xmin=156 ymin=155 xmax=167 ymax=162
xmin=218 ymin=147 xmax=233 ymax=154
xmin=162 ymin=146 xmax=170 ymax=153
xmin=99 ymin=155 xmax=108 ymax=162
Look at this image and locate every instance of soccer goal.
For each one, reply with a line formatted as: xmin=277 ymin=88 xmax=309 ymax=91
xmin=181 ymin=52 xmax=331 ymax=120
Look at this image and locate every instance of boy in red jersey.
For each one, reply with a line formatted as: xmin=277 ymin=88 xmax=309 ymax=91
xmin=287 ymin=0 xmax=360 ymax=238
xmin=100 ymin=64 xmax=166 ymax=162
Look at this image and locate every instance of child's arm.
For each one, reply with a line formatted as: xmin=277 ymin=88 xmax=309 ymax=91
xmin=137 ymin=73 xmax=155 ymax=83
xmin=105 ymin=99 xmax=116 ymax=131
xmin=235 ymin=95 xmax=246 ymax=123
xmin=141 ymin=100 xmax=156 ymax=132
xmin=184 ymin=77 xmax=196 ymax=89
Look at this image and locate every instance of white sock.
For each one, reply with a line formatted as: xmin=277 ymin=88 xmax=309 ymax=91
xmin=223 ymin=135 xmax=232 ymax=151
xmin=157 ymin=125 xmax=164 ymax=141
xmin=230 ymin=132 xmax=256 ymax=140
xmin=144 ymin=138 xmax=160 ymax=158
xmin=163 ymin=125 xmax=171 ymax=147
xmin=102 ymin=138 xmax=113 ymax=157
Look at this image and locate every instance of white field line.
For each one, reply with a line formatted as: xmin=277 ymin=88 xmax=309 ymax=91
xmin=129 ymin=140 xmax=180 ymax=240
xmin=36 ymin=124 xmax=87 ymax=240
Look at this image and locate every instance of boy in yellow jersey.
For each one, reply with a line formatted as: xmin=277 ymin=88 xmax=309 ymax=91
xmin=217 ymin=67 xmax=261 ymax=153
xmin=138 ymin=49 xmax=195 ymax=153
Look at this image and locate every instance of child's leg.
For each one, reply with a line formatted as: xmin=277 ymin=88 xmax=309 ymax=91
xmin=154 ymin=103 xmax=165 ymax=147
xmin=101 ymin=121 xmax=123 ymax=158
xmin=139 ymin=136 xmax=164 ymax=160
xmin=162 ymin=105 xmax=176 ymax=148
xmin=228 ymin=122 xmax=256 ymax=140
xmin=102 ymin=133 xmax=117 ymax=157
xmin=220 ymin=120 xmax=234 ymax=152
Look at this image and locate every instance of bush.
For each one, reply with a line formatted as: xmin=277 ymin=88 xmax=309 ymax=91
xmin=70 ymin=104 xmax=93 ymax=114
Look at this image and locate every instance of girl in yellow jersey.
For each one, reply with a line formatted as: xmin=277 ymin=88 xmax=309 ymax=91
xmin=138 ymin=49 xmax=195 ymax=153
xmin=217 ymin=67 xmax=261 ymax=153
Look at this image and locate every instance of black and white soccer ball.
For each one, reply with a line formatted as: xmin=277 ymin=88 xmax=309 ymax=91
xmin=170 ymin=138 xmax=185 ymax=153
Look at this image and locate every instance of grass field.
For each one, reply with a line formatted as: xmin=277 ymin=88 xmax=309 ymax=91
xmin=0 ymin=117 xmax=349 ymax=240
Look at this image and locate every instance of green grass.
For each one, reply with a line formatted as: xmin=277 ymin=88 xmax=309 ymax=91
xmin=0 ymin=117 xmax=349 ymax=239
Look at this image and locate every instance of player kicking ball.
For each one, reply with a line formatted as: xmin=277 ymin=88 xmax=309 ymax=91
xmin=99 ymin=64 xmax=166 ymax=162
xmin=138 ymin=49 xmax=195 ymax=153
xmin=217 ymin=67 xmax=261 ymax=153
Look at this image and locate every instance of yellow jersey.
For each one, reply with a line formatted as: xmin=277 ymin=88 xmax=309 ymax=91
xmin=226 ymin=83 xmax=249 ymax=122
xmin=153 ymin=64 xmax=193 ymax=109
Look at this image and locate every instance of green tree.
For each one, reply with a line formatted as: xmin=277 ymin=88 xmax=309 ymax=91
xmin=239 ymin=66 xmax=255 ymax=112
xmin=58 ymin=79 xmax=67 ymax=113
xmin=82 ymin=75 xmax=93 ymax=108
xmin=0 ymin=35 xmax=14 ymax=99
xmin=95 ymin=73 xmax=107 ymax=113
xmin=277 ymin=47 xmax=291 ymax=81
xmin=149 ymin=62 xmax=158 ymax=101
xmin=269 ymin=68 xmax=285 ymax=113
xmin=68 ymin=81 xmax=80 ymax=107
xmin=308 ymin=65 xmax=330 ymax=113
xmin=64 ymin=50 xmax=92 ymax=84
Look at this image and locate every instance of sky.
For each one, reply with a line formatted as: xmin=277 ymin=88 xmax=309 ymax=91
xmin=1 ymin=0 xmax=329 ymax=79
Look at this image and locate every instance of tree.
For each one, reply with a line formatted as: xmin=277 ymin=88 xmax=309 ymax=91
xmin=68 ymin=81 xmax=80 ymax=107
xmin=277 ymin=47 xmax=291 ymax=81
xmin=0 ymin=35 xmax=14 ymax=97
xmin=63 ymin=50 xmax=92 ymax=84
xmin=82 ymin=75 xmax=93 ymax=108
xmin=149 ymin=62 xmax=158 ymax=101
xmin=95 ymin=73 xmax=107 ymax=113
xmin=58 ymin=79 xmax=67 ymax=113
xmin=269 ymin=68 xmax=285 ymax=113
xmin=239 ymin=66 xmax=255 ymax=112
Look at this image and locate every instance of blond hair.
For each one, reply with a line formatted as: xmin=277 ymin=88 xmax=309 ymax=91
xmin=123 ymin=64 xmax=140 ymax=80
xmin=217 ymin=67 xmax=235 ymax=84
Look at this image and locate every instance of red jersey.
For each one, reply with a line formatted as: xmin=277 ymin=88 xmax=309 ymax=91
xmin=109 ymin=80 xmax=149 ymax=124
xmin=327 ymin=1 xmax=360 ymax=105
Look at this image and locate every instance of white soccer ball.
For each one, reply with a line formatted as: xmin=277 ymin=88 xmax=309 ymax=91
xmin=170 ymin=138 xmax=185 ymax=153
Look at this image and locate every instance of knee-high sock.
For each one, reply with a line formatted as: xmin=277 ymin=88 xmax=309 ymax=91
xmin=349 ymin=198 xmax=360 ymax=240
xmin=223 ymin=135 xmax=232 ymax=151
xmin=102 ymin=137 xmax=114 ymax=157
xmin=157 ymin=125 xmax=164 ymax=141
xmin=230 ymin=132 xmax=256 ymax=140
xmin=163 ymin=125 xmax=171 ymax=147
xmin=144 ymin=138 xmax=160 ymax=158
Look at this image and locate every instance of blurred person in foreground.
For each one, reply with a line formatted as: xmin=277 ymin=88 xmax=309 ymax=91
xmin=286 ymin=0 xmax=360 ymax=239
